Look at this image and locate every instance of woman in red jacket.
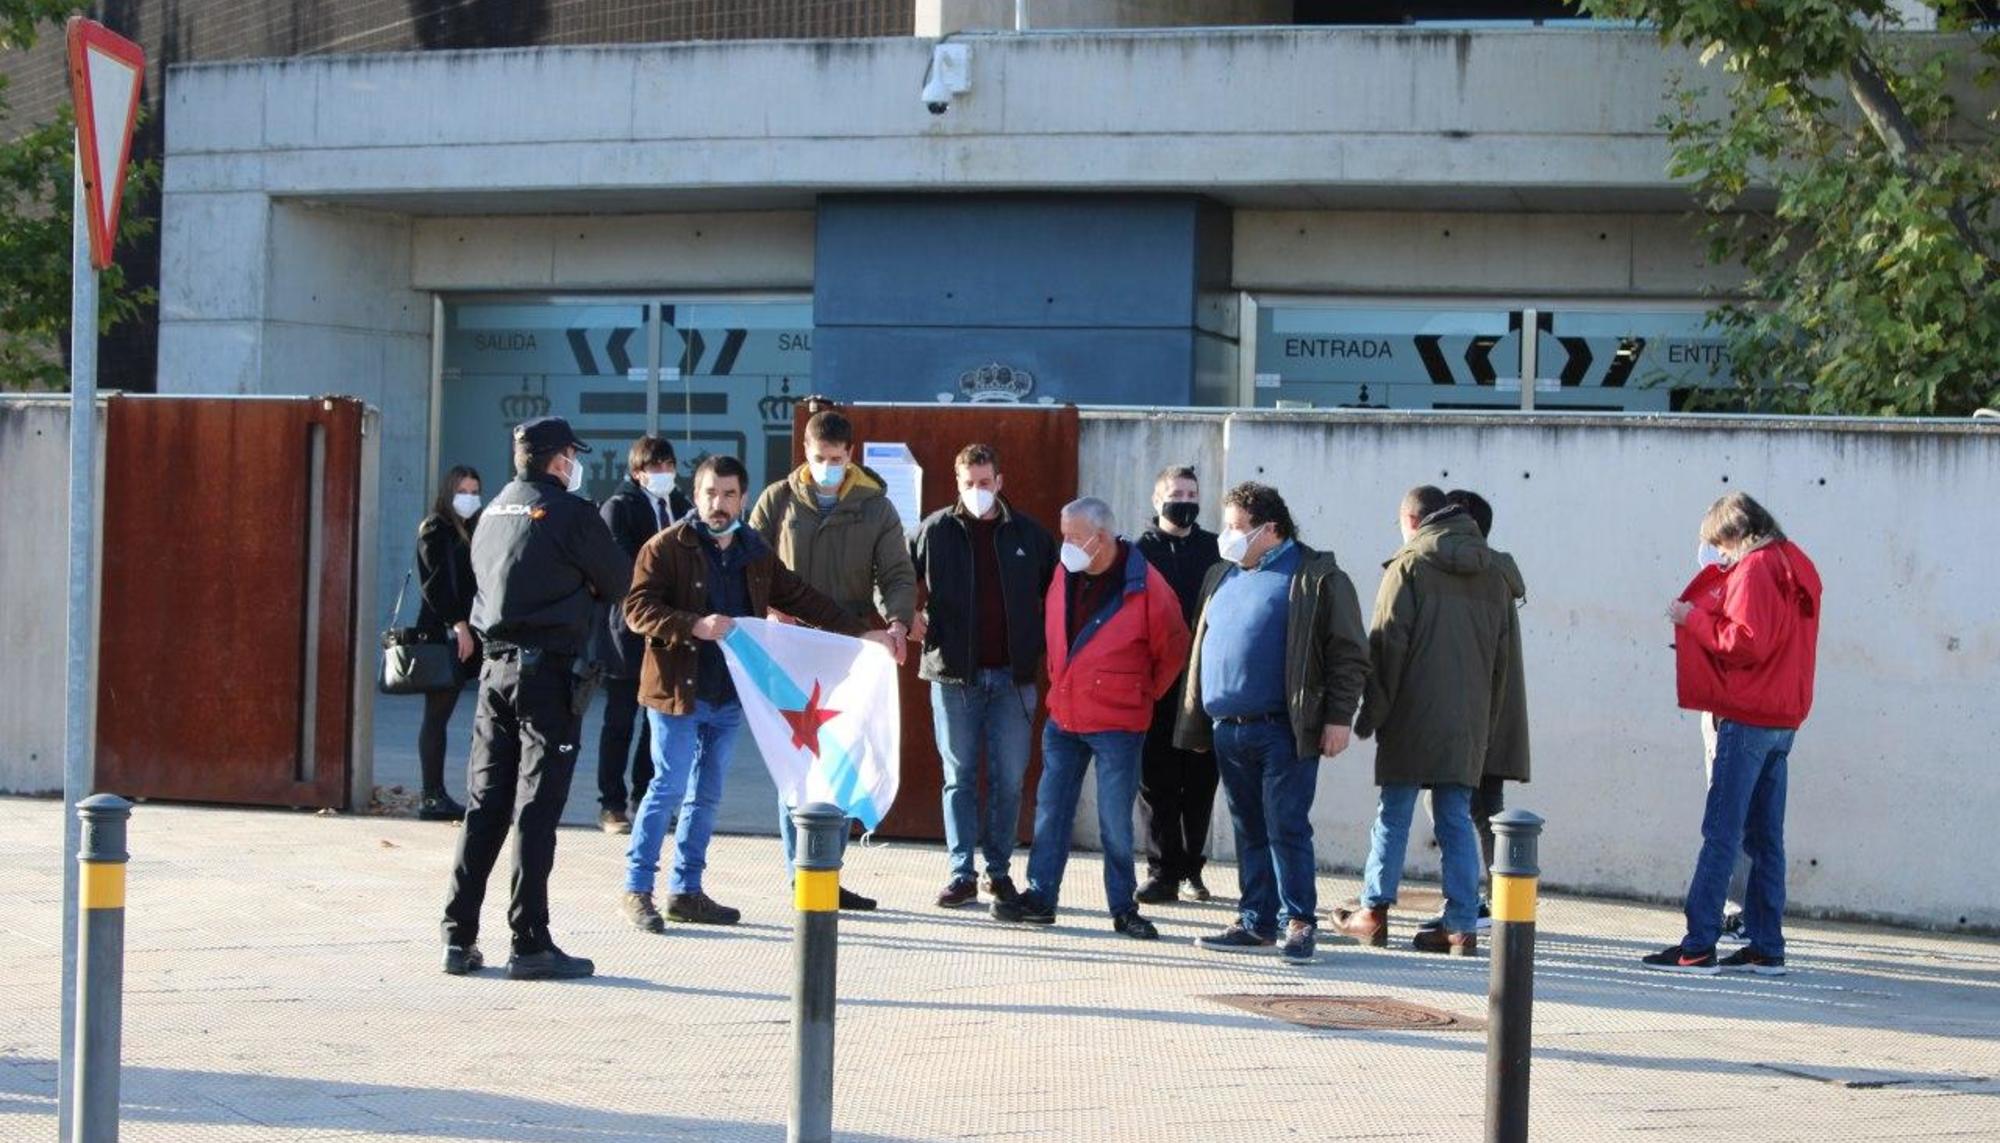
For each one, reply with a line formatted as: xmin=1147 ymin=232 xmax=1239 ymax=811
xmin=1645 ymin=493 xmax=1821 ymax=977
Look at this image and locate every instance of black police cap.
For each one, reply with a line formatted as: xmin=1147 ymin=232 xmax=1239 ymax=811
xmin=514 ymin=416 xmax=591 ymax=455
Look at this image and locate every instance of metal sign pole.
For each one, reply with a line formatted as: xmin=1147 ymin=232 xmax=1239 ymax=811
xmin=59 ymin=146 xmax=101 ymax=1142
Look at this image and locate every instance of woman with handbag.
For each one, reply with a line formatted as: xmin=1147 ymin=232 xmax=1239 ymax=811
xmin=413 ymin=465 xmax=484 ymax=821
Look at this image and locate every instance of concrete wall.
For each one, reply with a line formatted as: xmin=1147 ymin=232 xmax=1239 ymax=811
xmin=410 ymin=212 xmax=817 ymax=292
xmin=1235 ymin=210 xmax=1727 ymax=299
xmin=157 ymin=201 xmax=429 ymax=610
xmin=917 ymin=0 xmax=1291 ymax=35
xmin=0 ymin=399 xmax=98 ymax=795
xmin=1075 ymin=410 xmax=2000 ymax=931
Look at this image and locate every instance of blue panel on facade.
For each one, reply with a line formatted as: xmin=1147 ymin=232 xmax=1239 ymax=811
xmin=816 ymin=195 xmax=1205 ymax=329
xmin=815 ymin=326 xmax=1197 ymax=407
xmin=814 ymin=194 xmax=1229 ymax=408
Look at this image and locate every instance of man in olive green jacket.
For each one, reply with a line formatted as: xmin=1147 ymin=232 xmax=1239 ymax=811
xmin=749 ymin=409 xmax=917 ymax=909
xmin=1333 ymin=485 xmax=1514 ymax=956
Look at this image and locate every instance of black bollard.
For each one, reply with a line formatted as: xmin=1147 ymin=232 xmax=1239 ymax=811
xmin=1485 ymin=809 xmax=1543 ymax=1143
xmin=788 ymin=802 xmax=844 ymax=1143
xmin=72 ymin=794 xmax=132 ymax=1143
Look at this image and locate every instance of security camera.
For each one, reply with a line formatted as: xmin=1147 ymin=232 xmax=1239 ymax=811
xmin=922 ymin=70 xmax=952 ymax=115
xmin=922 ymin=43 xmax=971 ymax=116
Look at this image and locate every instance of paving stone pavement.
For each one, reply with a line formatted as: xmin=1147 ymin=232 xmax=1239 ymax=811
xmin=3 ymin=795 xmax=1997 ymax=1142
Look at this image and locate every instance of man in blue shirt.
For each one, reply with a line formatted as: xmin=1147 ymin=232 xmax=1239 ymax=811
xmin=1175 ymin=483 xmax=1371 ymax=966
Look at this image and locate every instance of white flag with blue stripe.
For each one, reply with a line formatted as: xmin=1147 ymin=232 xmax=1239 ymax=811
xmin=719 ymin=617 xmax=901 ymax=830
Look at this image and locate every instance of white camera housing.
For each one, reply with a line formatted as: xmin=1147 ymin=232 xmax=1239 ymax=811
xmin=923 ymin=43 xmax=972 ymax=115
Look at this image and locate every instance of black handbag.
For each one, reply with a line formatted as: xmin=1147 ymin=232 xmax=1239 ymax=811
xmin=379 ymin=568 xmax=461 ymax=695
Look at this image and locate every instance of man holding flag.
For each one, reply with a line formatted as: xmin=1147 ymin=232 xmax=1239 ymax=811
xmin=619 ymin=455 xmax=896 ymax=934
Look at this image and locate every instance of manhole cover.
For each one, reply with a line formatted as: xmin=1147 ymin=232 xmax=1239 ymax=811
xmin=1210 ymin=994 xmax=1484 ymax=1032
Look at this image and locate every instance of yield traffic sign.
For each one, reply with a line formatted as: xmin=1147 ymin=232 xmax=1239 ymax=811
xmin=65 ymin=17 xmax=145 ymax=271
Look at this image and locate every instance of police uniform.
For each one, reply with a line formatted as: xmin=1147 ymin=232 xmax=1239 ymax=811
xmin=441 ymin=417 xmax=630 ymax=977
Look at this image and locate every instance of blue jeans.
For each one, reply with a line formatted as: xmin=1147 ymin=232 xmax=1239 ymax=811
xmin=1213 ymin=719 xmax=1320 ymax=936
xmin=933 ymin=671 xmax=1037 ymax=882
xmin=1025 ymin=719 xmax=1143 ymax=917
xmin=1683 ymin=719 xmax=1792 ymax=957
xmin=625 ymin=701 xmax=744 ymax=896
xmin=1363 ymin=783 xmax=1482 ymax=933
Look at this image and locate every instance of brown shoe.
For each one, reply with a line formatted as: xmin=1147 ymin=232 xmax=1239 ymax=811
xmin=598 ymin=807 xmax=632 ymax=835
xmin=1330 ymin=903 xmax=1390 ymax=947
xmin=936 ymin=878 xmax=978 ymax=908
xmin=666 ymin=891 xmax=741 ymax=925
xmin=1411 ymin=927 xmax=1477 ymax=956
xmin=620 ymin=890 xmax=665 ymax=934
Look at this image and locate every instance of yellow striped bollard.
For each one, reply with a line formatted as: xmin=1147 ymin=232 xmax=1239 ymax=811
xmin=72 ymin=794 xmax=132 ymax=1143
xmin=1485 ymin=809 xmax=1543 ymax=1143
xmin=788 ymin=802 xmax=844 ymax=1143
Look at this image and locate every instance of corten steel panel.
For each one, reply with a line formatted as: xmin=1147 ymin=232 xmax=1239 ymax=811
xmin=95 ymin=396 xmax=362 ymax=808
xmin=790 ymin=401 xmax=1080 ymax=842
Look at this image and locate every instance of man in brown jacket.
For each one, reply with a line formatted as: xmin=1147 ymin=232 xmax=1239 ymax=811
xmin=749 ymin=409 xmax=918 ymax=907
xmin=1333 ymin=485 xmax=1514 ymax=956
xmin=617 ymin=454 xmax=893 ymax=934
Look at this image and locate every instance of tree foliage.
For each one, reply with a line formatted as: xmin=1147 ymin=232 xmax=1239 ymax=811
xmin=1583 ymin=0 xmax=2000 ymax=415
xmin=0 ymin=0 xmax=157 ymax=390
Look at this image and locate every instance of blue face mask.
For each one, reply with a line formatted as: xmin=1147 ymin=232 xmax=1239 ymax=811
xmin=701 ymin=517 xmax=741 ymax=537
xmin=809 ymin=461 xmax=845 ymax=488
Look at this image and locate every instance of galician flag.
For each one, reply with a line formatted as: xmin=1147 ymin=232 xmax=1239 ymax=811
xmin=719 ymin=617 xmax=901 ymax=830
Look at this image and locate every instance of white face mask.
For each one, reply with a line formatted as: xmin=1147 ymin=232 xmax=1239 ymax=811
xmin=1218 ymin=523 xmax=1266 ymax=565
xmin=563 ymin=453 xmax=586 ymax=495
xmin=1059 ymin=541 xmax=1095 ymax=573
xmin=960 ymin=487 xmax=996 ymax=517
xmin=809 ymin=460 xmax=845 ymax=488
xmin=644 ymin=472 xmax=677 ymax=500
xmin=1697 ymin=542 xmax=1725 ymax=568
xmin=451 ymin=493 xmax=481 ymax=519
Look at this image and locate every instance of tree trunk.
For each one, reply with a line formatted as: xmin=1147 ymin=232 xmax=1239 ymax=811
xmin=1845 ymin=49 xmax=1996 ymax=274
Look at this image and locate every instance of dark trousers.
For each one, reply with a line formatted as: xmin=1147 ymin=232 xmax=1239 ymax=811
xmin=595 ymin=675 xmax=654 ymax=811
xmin=417 ymin=684 xmax=466 ymax=796
xmin=441 ymin=651 xmax=586 ymax=955
xmin=1137 ymin=697 xmax=1219 ymax=881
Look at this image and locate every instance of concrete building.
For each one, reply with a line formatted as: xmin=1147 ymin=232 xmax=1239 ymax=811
xmin=132 ymin=5 xmax=1815 ymax=599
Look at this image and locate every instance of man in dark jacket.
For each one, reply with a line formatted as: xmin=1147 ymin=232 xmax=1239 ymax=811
xmin=1333 ymin=486 xmax=1514 ymax=957
xmin=442 ymin=416 xmax=630 ymax=982
xmin=910 ymin=443 xmax=1058 ymax=908
xmin=591 ymin=435 xmax=693 ymax=834
xmin=1134 ymin=465 xmax=1222 ymax=904
xmin=1176 ymin=482 xmax=1370 ymax=966
xmin=749 ymin=409 xmax=918 ymax=909
xmin=618 ymin=455 xmax=896 ymax=933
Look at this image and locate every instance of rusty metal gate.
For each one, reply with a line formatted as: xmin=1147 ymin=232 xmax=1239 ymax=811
xmin=94 ymin=396 xmax=372 ymax=809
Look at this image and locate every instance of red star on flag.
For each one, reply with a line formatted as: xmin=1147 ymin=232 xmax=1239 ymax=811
xmin=780 ymin=679 xmax=841 ymax=757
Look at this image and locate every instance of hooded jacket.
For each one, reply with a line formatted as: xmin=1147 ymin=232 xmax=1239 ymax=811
xmin=749 ymin=464 xmax=918 ymax=628
xmin=1354 ymin=510 xmax=1515 ymax=789
xmin=1675 ymin=539 xmax=1821 ymax=730
xmin=1484 ymin=550 xmax=1531 ymax=784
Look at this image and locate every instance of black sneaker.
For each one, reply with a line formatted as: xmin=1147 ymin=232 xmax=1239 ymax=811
xmin=1184 ymin=873 xmax=1213 ymax=902
xmin=838 ymin=887 xmax=878 ymax=912
xmin=992 ymin=893 xmax=1056 ymax=925
xmin=981 ymin=875 xmax=1021 ymax=905
xmin=1476 ymin=899 xmax=1493 ymax=932
xmin=1134 ymin=875 xmax=1179 ymax=905
xmin=1641 ymin=944 xmax=1719 ymax=975
xmin=1195 ymin=923 xmax=1277 ymax=952
xmin=1721 ymin=907 xmax=1747 ymax=938
xmin=1281 ymin=920 xmax=1318 ymax=965
xmin=419 ymin=793 xmax=466 ymax=822
xmin=936 ymin=878 xmax=979 ymax=908
xmin=621 ymin=890 xmax=666 ymax=933
xmin=507 ymin=944 xmax=594 ymax=981
xmin=1718 ymin=947 xmax=1788 ymax=976
xmin=1112 ymin=911 xmax=1159 ymax=940
xmin=441 ymin=944 xmax=484 ymax=975
xmin=666 ymin=891 xmax=741 ymax=925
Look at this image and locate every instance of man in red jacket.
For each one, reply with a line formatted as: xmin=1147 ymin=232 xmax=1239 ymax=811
xmin=1645 ymin=493 xmax=1821 ymax=977
xmin=992 ymin=497 xmax=1190 ymax=939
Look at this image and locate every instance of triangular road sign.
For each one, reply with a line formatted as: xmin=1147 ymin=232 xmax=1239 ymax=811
xmin=65 ymin=18 xmax=145 ymax=272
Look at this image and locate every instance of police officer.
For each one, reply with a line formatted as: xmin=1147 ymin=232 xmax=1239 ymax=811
xmin=441 ymin=416 xmax=630 ymax=980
